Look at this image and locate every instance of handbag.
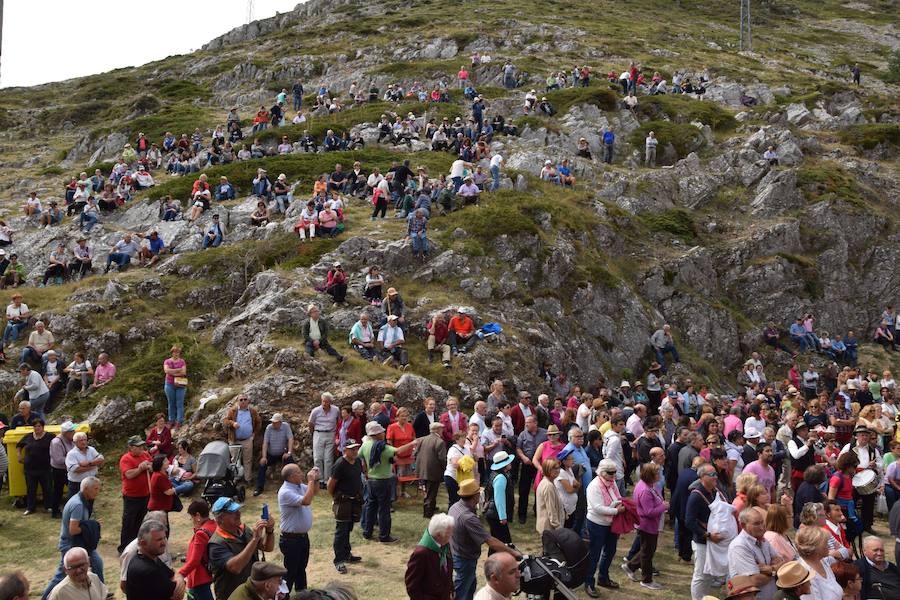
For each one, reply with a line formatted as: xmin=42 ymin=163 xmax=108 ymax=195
xmin=170 ymin=493 xmax=184 ymax=513
xmin=173 ymin=376 xmax=188 ymax=388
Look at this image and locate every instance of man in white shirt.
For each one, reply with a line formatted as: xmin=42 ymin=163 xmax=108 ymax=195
xmin=625 ymin=404 xmax=646 ymax=439
xmin=469 ymin=401 xmax=488 ymax=434
xmin=474 ymin=553 xmax=520 ymax=600
xmin=65 ymin=432 xmax=104 ymax=497
xmin=378 ymin=314 xmax=407 ymax=369
xmin=489 ymin=153 xmax=504 ymax=192
xmin=839 ymin=426 xmax=883 ymax=535
xmin=48 ymin=547 xmax=109 ymax=600
xmin=576 ymin=394 xmax=593 ymax=433
xmin=104 ymin=233 xmax=142 ymax=273
xmin=308 ymin=393 xmax=339 ymax=489
xmin=19 ymin=363 xmax=50 ymax=417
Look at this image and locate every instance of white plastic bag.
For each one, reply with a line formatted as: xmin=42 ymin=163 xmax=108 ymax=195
xmin=704 ymin=492 xmax=737 ymax=577
xmin=876 ymin=492 xmax=888 ymax=516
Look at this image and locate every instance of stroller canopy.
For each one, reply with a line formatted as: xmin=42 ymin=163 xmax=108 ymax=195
xmin=196 ymin=440 xmax=232 ymax=479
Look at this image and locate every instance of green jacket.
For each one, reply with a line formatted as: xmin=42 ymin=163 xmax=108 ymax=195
xmin=4 ymin=263 xmax=25 ymax=278
xmin=302 ymin=317 xmax=331 ymax=343
xmin=225 ymin=579 xmax=264 ymax=600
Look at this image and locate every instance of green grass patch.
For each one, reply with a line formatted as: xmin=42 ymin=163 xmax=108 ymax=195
xmin=544 ymin=86 xmax=618 ymax=114
xmin=147 ymin=149 xmax=453 ymax=200
xmin=156 ymin=79 xmax=209 ymax=102
xmin=635 ymin=95 xmax=736 ymax=131
xmin=637 ymin=208 xmax=697 ymax=242
xmin=628 ymin=121 xmax=705 ymax=160
xmin=839 ymin=123 xmax=900 ymax=150
xmin=797 ymin=162 xmax=869 ymax=209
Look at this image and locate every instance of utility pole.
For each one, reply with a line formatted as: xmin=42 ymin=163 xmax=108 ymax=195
xmin=739 ymin=0 xmax=752 ymax=52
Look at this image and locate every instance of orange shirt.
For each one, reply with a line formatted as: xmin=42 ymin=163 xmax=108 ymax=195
xmin=313 ymin=181 xmax=327 ymax=195
xmin=387 ymin=422 xmax=415 ymax=461
xmin=448 ymin=315 xmax=475 ymax=336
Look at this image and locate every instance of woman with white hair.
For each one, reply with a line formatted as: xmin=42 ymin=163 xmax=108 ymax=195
xmin=584 ymin=458 xmax=626 ymax=596
xmin=404 ymin=513 xmax=454 ymax=600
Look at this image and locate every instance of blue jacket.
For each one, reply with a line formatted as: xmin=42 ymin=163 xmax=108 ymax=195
xmin=216 ymin=183 xmax=236 ymax=201
xmin=603 ymin=131 xmax=615 ymax=145
xmin=685 ymin=485 xmax=715 ymax=544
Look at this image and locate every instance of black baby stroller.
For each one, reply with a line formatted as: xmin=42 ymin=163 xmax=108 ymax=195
xmin=518 ymin=528 xmax=589 ymax=600
xmin=196 ymin=441 xmax=246 ymax=504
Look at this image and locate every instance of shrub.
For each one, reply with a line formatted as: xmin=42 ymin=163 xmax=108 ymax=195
xmin=638 ymin=208 xmax=697 ymax=242
xmin=628 ymin=121 xmax=705 ymax=159
xmin=156 ymin=79 xmax=209 ymax=102
xmin=544 ymin=86 xmax=618 ymax=114
xmin=797 ymin=162 xmax=869 ymax=208
xmin=839 ymin=123 xmax=900 ymax=149
xmin=635 ymin=95 xmax=736 ymax=131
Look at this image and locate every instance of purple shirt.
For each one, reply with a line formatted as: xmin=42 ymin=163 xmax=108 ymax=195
xmin=742 ymin=460 xmax=776 ymax=494
xmin=164 ymin=358 xmax=185 ymax=385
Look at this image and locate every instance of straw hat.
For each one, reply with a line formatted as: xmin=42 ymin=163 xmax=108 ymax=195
xmin=775 ymin=561 xmax=813 ymax=589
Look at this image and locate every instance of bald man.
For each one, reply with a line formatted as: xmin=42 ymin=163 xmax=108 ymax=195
xmin=277 ymin=464 xmax=318 ymax=595
xmin=474 ymin=553 xmax=521 ymax=600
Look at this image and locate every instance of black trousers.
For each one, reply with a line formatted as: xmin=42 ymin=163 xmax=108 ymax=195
xmin=677 ymin=518 xmax=692 ymax=560
xmin=25 ymin=469 xmax=52 ymax=512
xmin=857 ymin=491 xmax=876 ymax=531
xmin=423 ymin=480 xmax=441 ymax=518
xmin=119 ymin=495 xmax=149 ymax=553
xmin=51 ymin=466 xmax=68 ymax=515
xmin=517 ymin=463 xmax=537 ymax=522
xmin=280 ymin=533 xmax=310 ymax=593
xmin=333 ymin=520 xmax=354 ymax=564
xmin=487 ymin=518 xmax=512 ymax=555
xmin=627 ymin=530 xmax=659 ymax=583
xmin=371 ymin=197 xmax=387 ymax=219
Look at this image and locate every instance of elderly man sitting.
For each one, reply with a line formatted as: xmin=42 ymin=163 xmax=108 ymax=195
xmin=456 ymin=176 xmax=481 ymax=206
xmin=21 ymin=320 xmax=56 ymax=366
xmin=302 ymin=304 xmax=344 ymax=362
xmin=856 ymin=536 xmax=900 ymax=599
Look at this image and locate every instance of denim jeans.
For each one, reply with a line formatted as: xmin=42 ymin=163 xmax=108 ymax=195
xmin=188 ymin=583 xmax=213 ymax=600
xmin=333 ymin=520 xmax=354 ymax=564
xmin=3 ymin=320 xmax=28 ymax=348
xmin=79 ymin=213 xmax=97 ymax=231
xmin=27 ymin=391 xmax=50 ymax=417
xmin=279 ymin=533 xmax=310 ymax=593
xmin=275 ymin=195 xmax=290 ymax=213
xmin=411 ymin=232 xmax=427 ymax=254
xmin=362 ymin=478 xmax=393 ymax=540
xmin=106 ymin=252 xmax=131 ymax=269
xmin=164 ymin=382 xmax=186 ymax=424
xmin=452 ymin=555 xmax=478 ymax=600
xmin=585 ymin=520 xmax=619 ymax=587
xmin=42 ymin=549 xmax=104 ymax=600
xmin=202 ymin=233 xmax=222 ymax=248
xmin=490 ymin=165 xmax=501 ymax=191
xmin=654 ymin=344 xmax=680 ymax=371
xmin=171 ymin=478 xmax=194 ymax=495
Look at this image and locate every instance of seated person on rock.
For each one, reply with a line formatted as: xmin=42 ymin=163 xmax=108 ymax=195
xmin=138 ymin=230 xmax=166 ymax=267
xmin=216 ymin=176 xmax=236 ymax=201
xmin=24 ymin=191 xmax=42 ymax=216
xmin=317 ymin=205 xmax=339 ymax=238
xmin=300 ymin=130 xmax=318 ymax=153
xmin=272 ymin=174 xmax=291 ymax=213
xmin=456 ymin=176 xmax=480 ymax=206
xmin=540 ymin=160 xmax=560 ymax=184
xmin=323 ymin=129 xmax=341 ymax=152
xmin=294 ymin=201 xmax=318 ymax=242
xmin=557 ymin=159 xmax=576 ymax=187
xmin=251 ymin=169 xmax=272 ymax=200
xmin=349 ymin=312 xmax=377 ymax=360
xmin=436 ymin=181 xmax=456 ymax=214
xmin=98 ymin=184 xmax=120 ymax=211
xmin=39 ymin=201 xmax=63 ymax=227
xmin=70 ymin=182 xmax=90 ymax=215
xmin=302 ymin=304 xmax=344 ymax=362
xmin=189 ymin=175 xmax=212 ymax=221
xmin=42 ymin=244 xmax=67 ymax=286
xmin=378 ymin=314 xmax=408 ymax=369
xmin=160 ymin=195 xmax=181 ymax=221
xmin=250 ymin=201 xmax=270 ymax=227
xmin=64 ymin=351 xmax=93 ymax=397
xmin=577 ymin=138 xmax=592 ymax=160
xmin=69 ymin=238 xmax=93 ymax=279
xmin=90 ymin=352 xmax=116 ymax=391
xmin=1 ymin=253 xmax=27 ymax=288
xmin=448 ymin=307 xmax=478 ymax=355
xmin=427 ymin=311 xmax=452 ymax=369
xmin=763 ymin=146 xmax=778 ymax=166
xmin=277 ymin=136 xmax=292 ymax=155
xmin=201 ymin=214 xmax=226 ymax=249
xmin=538 ymin=97 xmax=556 ymax=116
xmin=21 ymin=320 xmax=55 ymax=365
xmin=79 ymin=197 xmax=100 ymax=232
xmin=324 ymin=262 xmax=348 ymax=306
xmin=105 ymin=233 xmax=142 ymax=273
xmin=133 ymin=166 xmax=155 ymax=190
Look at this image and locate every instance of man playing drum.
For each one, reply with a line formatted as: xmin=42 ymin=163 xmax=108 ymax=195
xmin=839 ymin=426 xmax=883 ymax=536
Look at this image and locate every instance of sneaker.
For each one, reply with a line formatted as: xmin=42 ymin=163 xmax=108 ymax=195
xmin=23 ymin=510 xmax=34 ymax=516
xmin=335 ymin=563 xmax=347 ymax=574
xmin=641 ymin=582 xmax=663 ymax=590
xmin=252 ymin=489 xmax=263 ymax=497
xmin=442 ymin=361 xmax=451 ymax=369
xmin=598 ymin=579 xmax=619 ymax=589
xmin=621 ymin=564 xmax=638 ymax=582
xmin=584 ymin=587 xmax=599 ymax=598
xmin=379 ymin=536 xmax=399 ymax=543
xmin=382 ymin=356 xmax=394 ymax=366
xmin=347 ymin=555 xmax=362 ymax=563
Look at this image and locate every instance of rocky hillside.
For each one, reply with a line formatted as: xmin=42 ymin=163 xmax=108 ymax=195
xmin=0 ymin=0 xmax=898 ymax=448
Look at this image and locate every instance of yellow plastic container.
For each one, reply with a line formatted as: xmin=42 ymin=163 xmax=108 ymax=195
xmin=3 ymin=423 xmax=91 ymax=497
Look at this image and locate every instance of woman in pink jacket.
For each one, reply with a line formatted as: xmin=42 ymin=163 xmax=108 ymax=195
xmin=622 ymin=462 xmax=668 ymax=590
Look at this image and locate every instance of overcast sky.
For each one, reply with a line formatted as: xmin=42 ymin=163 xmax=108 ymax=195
xmin=1 ymin=0 xmax=302 ymax=88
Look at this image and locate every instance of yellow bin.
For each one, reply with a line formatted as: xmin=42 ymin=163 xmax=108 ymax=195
xmin=3 ymin=423 xmax=91 ymax=497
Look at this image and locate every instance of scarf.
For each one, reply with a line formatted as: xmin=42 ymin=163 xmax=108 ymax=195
xmin=418 ymin=529 xmax=450 ymax=570
xmin=369 ymin=440 xmax=387 ymax=468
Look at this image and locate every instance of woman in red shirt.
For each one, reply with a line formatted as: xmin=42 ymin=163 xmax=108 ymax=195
xmin=146 ymin=413 xmax=174 ymax=459
xmin=148 ymin=454 xmax=175 ymax=512
xmin=179 ymin=499 xmax=217 ymax=600
xmin=387 ymin=407 xmax=416 ymax=498
xmin=335 ymin=404 xmax=363 ymax=453
xmin=828 ymin=451 xmax=860 ymax=538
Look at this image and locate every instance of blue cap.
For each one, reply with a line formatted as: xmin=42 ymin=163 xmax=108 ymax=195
xmin=212 ymin=497 xmax=242 ymax=514
xmin=556 ymin=448 xmax=573 ymax=461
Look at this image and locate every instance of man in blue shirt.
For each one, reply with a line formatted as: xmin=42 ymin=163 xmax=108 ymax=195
xmin=139 ymin=231 xmax=165 ymax=267
xmin=42 ymin=476 xmax=104 ymax=600
xmin=603 ymin=129 xmax=615 ymax=164
xmin=789 ymin=318 xmax=808 ymax=353
xmin=277 ymin=464 xmax=318 ymax=596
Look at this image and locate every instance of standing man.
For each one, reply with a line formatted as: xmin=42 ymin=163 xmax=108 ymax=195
xmin=489 ymin=152 xmax=504 ymax=192
xmin=292 ymin=81 xmax=304 ymax=111
xmin=474 ymin=553 xmax=522 ymax=600
xmin=686 ymin=463 xmax=722 ymax=600
xmin=222 ymin=395 xmax=261 ymax=486
xmin=728 ymin=509 xmax=783 ymax=600
xmin=743 ymin=442 xmax=777 ymax=500
xmin=840 ymin=426 xmax=883 ymax=535
xmin=450 ymin=479 xmax=522 ymax=600
xmin=515 ymin=415 xmax=548 ymax=524
xmin=561 ymin=427 xmax=591 ymax=532
xmin=602 ymin=416 xmax=627 ymax=494
xmin=65 ymin=432 xmax=103 ymax=499
xmin=47 ymin=547 xmax=109 ymax=600
xmin=649 ymin=324 xmax=679 ymax=372
xmin=49 ymin=422 xmax=76 ymax=518
xmin=509 ymin=391 xmax=533 ymax=436
xmin=602 ymin=128 xmax=615 ymax=164
xmin=253 ymin=413 xmax=294 ymax=497
xmin=469 ymin=401 xmax=488 ymax=434
xmin=277 ymin=464 xmax=318 ymax=595
xmin=416 ymin=422 xmax=448 ymax=519
xmin=328 ymin=439 xmax=364 ymax=575
xmin=124 ymin=520 xmax=185 ymax=600
xmin=42 ymin=477 xmax=104 ymax=600
xmin=309 ymin=392 xmax=339 ymax=490
xmin=359 ymin=422 xmax=418 ymax=543
xmin=207 ymin=497 xmax=274 ymax=600
xmin=851 ymin=64 xmax=861 ymax=86
xmin=118 ymin=436 xmax=152 ymax=554
xmin=645 ymin=131 xmax=658 ymax=167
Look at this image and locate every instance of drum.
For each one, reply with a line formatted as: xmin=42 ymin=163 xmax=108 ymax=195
xmin=852 ymin=470 xmax=878 ymax=496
